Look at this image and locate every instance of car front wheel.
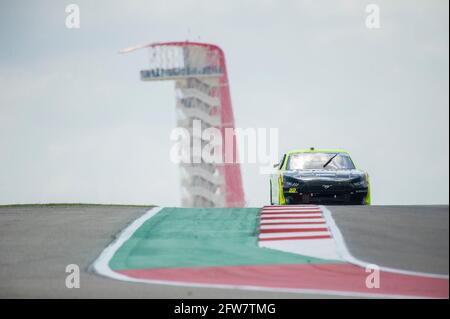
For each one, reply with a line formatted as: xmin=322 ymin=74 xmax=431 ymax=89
xmin=269 ymin=181 xmax=273 ymax=205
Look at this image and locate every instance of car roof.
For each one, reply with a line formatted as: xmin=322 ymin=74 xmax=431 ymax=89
xmin=285 ymin=149 xmax=350 ymax=156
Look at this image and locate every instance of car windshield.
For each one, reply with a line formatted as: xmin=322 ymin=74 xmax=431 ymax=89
xmin=286 ymin=152 xmax=355 ymax=170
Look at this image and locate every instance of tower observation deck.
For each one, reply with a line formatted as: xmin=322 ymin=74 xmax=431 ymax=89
xmin=121 ymin=42 xmax=245 ymax=207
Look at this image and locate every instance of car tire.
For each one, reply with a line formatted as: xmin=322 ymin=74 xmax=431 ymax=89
xmin=270 ymin=181 xmax=273 ymax=205
xmin=359 ymin=196 xmax=367 ymax=205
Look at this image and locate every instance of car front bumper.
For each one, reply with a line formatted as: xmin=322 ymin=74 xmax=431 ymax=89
xmin=283 ymin=188 xmax=369 ymax=205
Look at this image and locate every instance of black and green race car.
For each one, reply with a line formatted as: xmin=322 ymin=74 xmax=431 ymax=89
xmin=270 ymin=148 xmax=371 ymax=205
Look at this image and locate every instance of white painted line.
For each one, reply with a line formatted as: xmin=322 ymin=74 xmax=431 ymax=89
xmin=261 ymin=205 xmax=319 ymax=209
xmin=260 ymin=224 xmax=329 ymax=230
xmin=260 ymin=238 xmax=342 ymax=261
xmin=261 ymin=211 xmax=321 ymax=214
xmin=320 ymin=206 xmax=449 ymax=280
xmin=261 ymin=212 xmax=322 ymax=215
xmin=262 ymin=208 xmax=321 ymax=212
xmin=260 ymin=213 xmax=322 ymax=218
xmin=259 ymin=231 xmax=331 ymax=239
xmin=260 ymin=218 xmax=325 ymax=224
xmin=91 ymin=206 xmax=164 ymax=282
xmin=264 ymin=207 xmax=320 ymax=210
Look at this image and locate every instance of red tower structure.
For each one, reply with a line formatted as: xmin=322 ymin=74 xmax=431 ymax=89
xmin=121 ymin=42 xmax=245 ymax=207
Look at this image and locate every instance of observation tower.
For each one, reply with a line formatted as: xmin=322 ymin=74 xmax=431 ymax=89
xmin=121 ymin=42 xmax=245 ymax=207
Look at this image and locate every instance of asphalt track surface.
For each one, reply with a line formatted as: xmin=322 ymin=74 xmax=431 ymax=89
xmin=329 ymin=205 xmax=449 ymax=275
xmin=0 ymin=204 xmax=448 ymax=298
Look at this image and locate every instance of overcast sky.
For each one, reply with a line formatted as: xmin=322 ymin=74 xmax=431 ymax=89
xmin=0 ymin=0 xmax=448 ymax=206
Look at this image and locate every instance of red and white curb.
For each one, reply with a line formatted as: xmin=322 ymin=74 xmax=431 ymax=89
xmin=258 ymin=205 xmax=449 ymax=280
xmin=258 ymin=205 xmax=342 ymax=260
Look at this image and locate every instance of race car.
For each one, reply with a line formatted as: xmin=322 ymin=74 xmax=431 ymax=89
xmin=270 ymin=148 xmax=371 ymax=205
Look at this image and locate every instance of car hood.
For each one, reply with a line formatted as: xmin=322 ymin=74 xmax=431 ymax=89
xmin=284 ymin=169 xmax=366 ymax=181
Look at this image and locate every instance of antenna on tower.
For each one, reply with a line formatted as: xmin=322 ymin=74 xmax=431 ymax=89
xmin=186 ymin=28 xmax=191 ymax=42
